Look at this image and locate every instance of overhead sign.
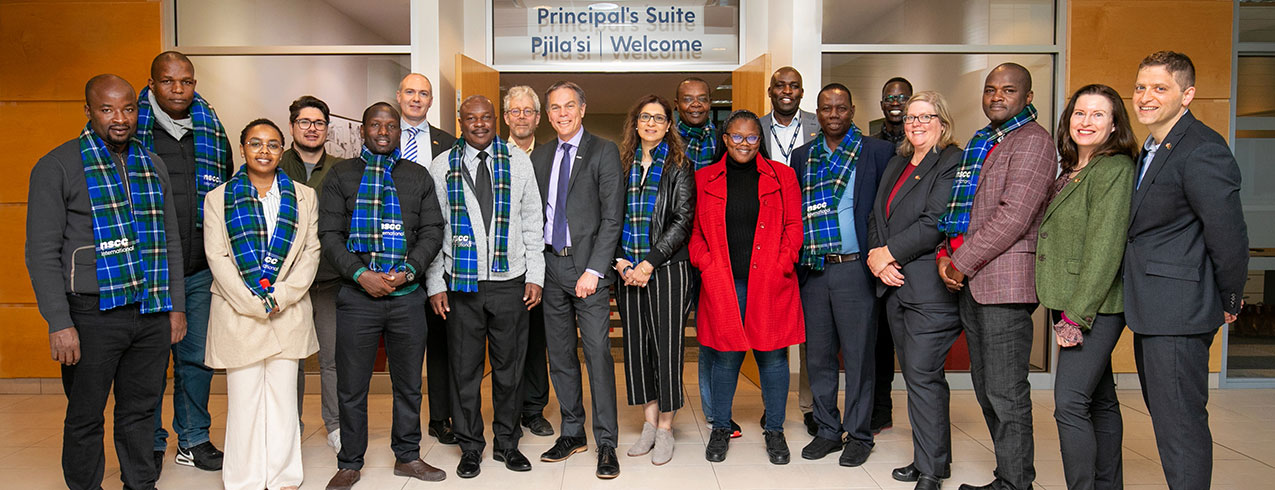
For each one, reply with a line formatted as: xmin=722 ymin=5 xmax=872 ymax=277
xmin=492 ymin=1 xmax=740 ymax=69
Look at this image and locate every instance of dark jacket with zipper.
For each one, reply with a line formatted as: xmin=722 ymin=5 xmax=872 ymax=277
xmin=151 ymin=128 xmax=231 ymax=276
xmin=26 ymin=138 xmax=187 ymax=333
xmin=615 ymin=159 xmax=696 ymax=267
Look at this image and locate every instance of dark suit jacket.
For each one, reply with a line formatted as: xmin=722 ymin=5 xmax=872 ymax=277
xmin=790 ymin=133 xmax=895 ymax=280
xmin=868 ymin=145 xmax=961 ymax=303
xmin=530 ymin=130 xmax=625 ymax=286
xmin=1124 ymin=110 xmax=1249 ymax=335
xmin=428 ymin=124 xmax=456 ymax=159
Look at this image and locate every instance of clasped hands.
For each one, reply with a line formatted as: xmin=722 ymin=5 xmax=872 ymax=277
xmin=866 ymin=246 xmax=905 ymax=287
xmin=614 ymin=258 xmax=653 ymax=288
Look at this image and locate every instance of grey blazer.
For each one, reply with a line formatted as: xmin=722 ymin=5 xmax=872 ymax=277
xmin=1124 ymin=110 xmax=1249 ymax=335
xmin=760 ymin=110 xmax=819 ymax=165
xmin=530 ymin=130 xmax=625 ymax=286
xmin=868 ymin=144 xmax=962 ymax=303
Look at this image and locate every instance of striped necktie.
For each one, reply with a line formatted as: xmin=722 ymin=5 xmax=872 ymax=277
xmin=403 ymin=127 xmax=420 ymax=164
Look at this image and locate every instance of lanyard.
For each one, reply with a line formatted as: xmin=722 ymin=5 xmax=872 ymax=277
xmin=772 ymin=118 xmax=802 ymax=160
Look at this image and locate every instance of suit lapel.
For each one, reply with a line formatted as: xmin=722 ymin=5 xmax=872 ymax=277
xmin=888 ymin=149 xmax=940 ymax=213
xmin=1042 ymin=161 xmax=1092 ymax=223
xmin=567 ymin=131 xmax=590 ymax=194
xmin=535 ymin=139 xmax=559 ymax=206
xmin=802 ymin=111 xmax=820 ymax=141
xmin=1130 ymin=111 xmax=1193 ymax=220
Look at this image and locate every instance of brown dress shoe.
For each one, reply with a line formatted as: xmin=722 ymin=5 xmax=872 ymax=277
xmin=394 ymin=458 xmax=447 ymax=482
xmin=325 ymin=469 xmax=360 ymax=490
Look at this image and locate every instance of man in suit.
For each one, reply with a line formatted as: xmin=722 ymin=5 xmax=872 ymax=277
xmin=936 ymin=63 xmax=1057 ymax=490
xmin=427 ymin=96 xmax=544 ymax=478
xmin=1126 ymin=51 xmax=1248 ymax=490
xmin=530 ymin=81 xmax=625 ymax=479
xmin=501 ymin=85 xmax=556 ymax=438
xmin=396 ymin=72 xmax=460 ymax=445
xmin=758 ymin=66 xmax=820 ymax=437
xmin=320 ymin=103 xmax=447 ymax=489
xmin=28 ymin=74 xmax=186 ymax=490
xmin=791 ymin=83 xmax=895 ymax=467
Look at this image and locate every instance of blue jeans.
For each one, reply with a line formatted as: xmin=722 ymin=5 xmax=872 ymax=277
xmin=705 ymin=278 xmax=790 ymax=433
xmin=153 ymin=268 xmax=214 ymax=451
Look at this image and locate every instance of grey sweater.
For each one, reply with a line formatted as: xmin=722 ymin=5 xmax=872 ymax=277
xmin=26 ymin=138 xmax=187 ymax=333
xmin=425 ymin=143 xmax=545 ymax=296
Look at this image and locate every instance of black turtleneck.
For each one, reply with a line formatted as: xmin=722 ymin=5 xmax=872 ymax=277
xmin=725 ymin=157 xmax=760 ymax=280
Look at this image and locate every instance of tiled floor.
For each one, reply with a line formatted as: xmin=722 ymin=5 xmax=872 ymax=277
xmin=3 ymin=367 xmax=1274 ymax=489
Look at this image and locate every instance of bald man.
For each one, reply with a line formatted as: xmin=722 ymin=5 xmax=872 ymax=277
xmin=395 ymin=72 xmax=461 ymax=445
xmin=27 ymin=74 xmax=186 ymax=490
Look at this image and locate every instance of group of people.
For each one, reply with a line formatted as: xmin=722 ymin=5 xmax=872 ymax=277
xmin=26 ymin=47 xmax=1247 ymax=490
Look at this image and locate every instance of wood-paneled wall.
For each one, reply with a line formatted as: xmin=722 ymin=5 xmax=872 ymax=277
xmin=0 ymin=0 xmax=162 ymax=378
xmin=1067 ymin=0 xmax=1233 ymax=372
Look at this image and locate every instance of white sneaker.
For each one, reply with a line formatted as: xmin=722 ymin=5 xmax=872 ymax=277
xmin=327 ymin=429 xmax=341 ymax=454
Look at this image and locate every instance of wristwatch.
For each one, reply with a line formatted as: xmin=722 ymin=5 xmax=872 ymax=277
xmin=404 ymin=271 xmax=415 ymax=283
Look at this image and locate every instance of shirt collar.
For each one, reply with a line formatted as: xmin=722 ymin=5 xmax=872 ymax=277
xmin=1142 ymin=134 xmax=1161 ymax=154
xmin=558 ymin=128 xmax=584 ymax=149
xmin=402 ymin=118 xmax=430 ymax=134
xmin=463 ymin=142 xmax=491 ymax=162
xmin=257 ymin=175 xmax=280 ymax=200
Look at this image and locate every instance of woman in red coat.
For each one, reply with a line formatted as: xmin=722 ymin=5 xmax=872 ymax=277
xmin=690 ymin=110 xmax=804 ymax=465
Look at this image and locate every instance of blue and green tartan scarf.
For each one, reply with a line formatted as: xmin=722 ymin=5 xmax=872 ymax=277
xmin=799 ymin=125 xmax=864 ymax=271
xmin=136 ymin=86 xmax=230 ymax=227
xmin=347 ymin=146 xmax=407 ymax=273
xmin=224 ymin=167 xmax=299 ymax=313
xmin=938 ymin=104 xmax=1038 ymax=236
xmin=620 ymin=142 xmax=670 ymax=263
xmin=78 ymin=124 xmax=172 ymax=313
xmin=678 ymin=119 xmax=717 ymax=170
xmin=445 ymin=137 xmax=513 ymax=292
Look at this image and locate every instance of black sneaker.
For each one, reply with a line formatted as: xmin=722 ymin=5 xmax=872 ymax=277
xmin=801 ymin=436 xmax=844 ymax=460
xmin=153 ymin=450 xmax=164 ymax=479
xmin=521 ymin=413 xmax=554 ymax=437
xmin=705 ymin=428 xmax=731 ymax=462
xmin=763 ymin=430 xmax=789 ymax=465
xmin=729 ymin=419 xmax=742 ymax=439
xmin=803 ymin=412 xmax=818 ymax=436
xmin=428 ymin=419 xmax=458 ymax=445
xmin=175 ymin=441 xmax=223 ymax=471
xmin=839 ymin=439 xmax=872 ymax=467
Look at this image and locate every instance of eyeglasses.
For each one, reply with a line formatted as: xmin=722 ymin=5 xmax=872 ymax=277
xmin=294 ymin=119 xmax=327 ymax=130
xmin=505 ymin=108 xmax=537 ymax=118
xmin=727 ymin=133 xmax=760 ymax=145
xmin=903 ymin=114 xmax=940 ymax=124
xmin=679 ymin=95 xmax=710 ymax=105
xmin=246 ymin=140 xmax=284 ymax=154
xmin=882 ymin=95 xmax=909 ymax=103
xmin=637 ymin=113 xmax=669 ymax=124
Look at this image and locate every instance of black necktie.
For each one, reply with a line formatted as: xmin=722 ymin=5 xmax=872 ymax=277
xmin=476 ymin=150 xmax=494 ymax=229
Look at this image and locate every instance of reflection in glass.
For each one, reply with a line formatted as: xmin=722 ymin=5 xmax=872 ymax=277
xmin=822 ymin=0 xmax=1055 ymax=45
xmin=176 ymin=0 xmax=410 ymax=46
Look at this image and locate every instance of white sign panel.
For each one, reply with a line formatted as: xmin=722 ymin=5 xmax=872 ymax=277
xmin=492 ymin=1 xmax=740 ymax=69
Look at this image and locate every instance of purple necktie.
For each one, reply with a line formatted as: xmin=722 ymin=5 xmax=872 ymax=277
xmin=551 ymin=143 xmax=573 ymax=251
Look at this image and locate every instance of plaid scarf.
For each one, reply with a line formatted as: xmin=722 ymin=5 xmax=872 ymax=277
xmin=224 ymin=167 xmax=299 ymax=313
xmin=678 ymin=119 xmax=717 ymax=170
xmin=445 ymin=138 xmax=513 ymax=292
xmin=136 ymin=87 xmax=230 ymax=227
xmin=799 ymin=126 xmax=864 ymax=271
xmin=620 ymin=142 xmax=669 ymax=263
xmin=78 ymin=124 xmax=172 ymax=313
xmin=938 ymin=104 xmax=1039 ymax=236
xmin=347 ymin=146 xmax=407 ymax=273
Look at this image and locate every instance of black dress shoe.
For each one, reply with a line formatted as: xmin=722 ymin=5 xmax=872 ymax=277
xmin=915 ymin=474 xmax=942 ymax=490
xmin=803 ymin=412 xmax=818 ymax=437
xmin=595 ymin=445 xmax=619 ymax=479
xmin=521 ymin=414 xmax=554 ymax=437
xmin=428 ymin=419 xmax=458 ymax=445
xmin=893 ymin=462 xmax=952 ymax=482
xmin=763 ymin=430 xmax=789 ymax=465
xmin=801 ymin=436 xmax=844 ymax=460
xmin=870 ymin=411 xmax=893 ymax=434
xmin=493 ymin=448 xmax=532 ymax=472
xmin=705 ymin=428 xmax=730 ymax=462
xmin=539 ymin=436 xmax=587 ymax=462
xmin=957 ymin=481 xmax=998 ymax=490
xmin=456 ymin=450 xmax=481 ymax=479
xmin=838 ymin=440 xmax=872 ymax=467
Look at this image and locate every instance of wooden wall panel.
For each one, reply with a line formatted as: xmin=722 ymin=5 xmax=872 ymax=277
xmin=1121 ymin=98 xmax=1232 ymax=145
xmin=453 ymin=54 xmax=501 ymax=137
xmin=1 ymin=0 xmax=161 ymax=379
xmin=1111 ymin=330 xmax=1225 ymax=373
xmin=732 ymin=53 xmax=771 ymax=116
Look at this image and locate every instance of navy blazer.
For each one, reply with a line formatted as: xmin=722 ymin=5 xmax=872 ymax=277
xmin=791 ymin=133 xmax=896 ymax=277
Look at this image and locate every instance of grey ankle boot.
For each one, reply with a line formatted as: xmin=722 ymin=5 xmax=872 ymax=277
xmin=627 ymin=422 xmax=657 ymax=456
xmin=651 ymin=428 xmax=675 ymax=465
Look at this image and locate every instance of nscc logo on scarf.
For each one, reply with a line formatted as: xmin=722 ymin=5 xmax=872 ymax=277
xmin=381 ymin=222 xmax=404 ymax=239
xmin=805 ymin=201 xmax=833 ymax=219
xmin=98 ymin=238 xmax=135 ymax=256
xmin=201 ymin=174 xmax=222 ymax=186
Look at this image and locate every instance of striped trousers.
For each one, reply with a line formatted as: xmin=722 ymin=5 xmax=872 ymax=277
xmin=618 ymin=260 xmax=692 ymax=412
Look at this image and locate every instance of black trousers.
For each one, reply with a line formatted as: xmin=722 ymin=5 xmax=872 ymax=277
xmin=1052 ymin=311 xmax=1124 ymax=490
xmin=802 ymin=260 xmax=879 ymax=445
xmin=63 ymin=294 xmax=169 ymax=490
xmin=885 ymin=290 xmax=961 ymax=478
xmin=542 ymin=253 xmax=618 ymax=447
xmin=445 ymin=277 xmax=529 ymax=452
xmin=872 ymin=310 xmax=895 ymax=424
xmin=334 ymin=286 xmax=428 ymax=470
xmin=425 ymin=307 xmax=452 ymax=423
xmin=1135 ymin=329 xmax=1216 ymax=490
xmin=618 ymin=261 xmax=691 ymax=412
xmin=959 ymin=289 xmax=1036 ymax=490
xmin=519 ymin=303 xmax=550 ymax=418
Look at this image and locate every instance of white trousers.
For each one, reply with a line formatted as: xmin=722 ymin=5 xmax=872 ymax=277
xmin=224 ymin=357 xmax=303 ymax=490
